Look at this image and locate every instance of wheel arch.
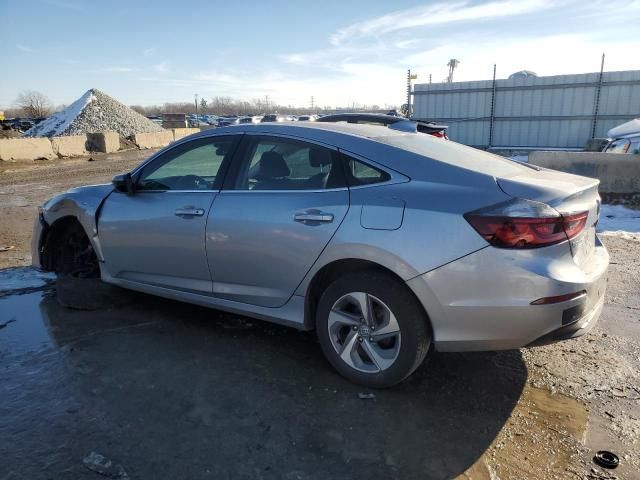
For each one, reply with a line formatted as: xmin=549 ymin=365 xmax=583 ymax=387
xmin=303 ymin=258 xmax=432 ymax=332
xmin=40 ymin=215 xmax=91 ymax=271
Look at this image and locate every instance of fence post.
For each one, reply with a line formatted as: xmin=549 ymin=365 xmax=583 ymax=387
xmin=488 ymin=64 xmax=497 ymax=149
xmin=591 ymin=53 xmax=605 ymax=139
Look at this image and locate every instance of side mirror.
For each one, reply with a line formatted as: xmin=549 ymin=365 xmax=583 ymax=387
xmin=112 ymin=173 xmax=135 ymax=195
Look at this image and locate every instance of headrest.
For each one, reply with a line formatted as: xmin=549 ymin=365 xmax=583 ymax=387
xmin=309 ymin=148 xmax=332 ymax=167
xmin=257 ymin=151 xmax=290 ymax=178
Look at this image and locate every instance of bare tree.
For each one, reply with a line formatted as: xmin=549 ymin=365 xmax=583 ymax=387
xmin=13 ymin=90 xmax=53 ymax=118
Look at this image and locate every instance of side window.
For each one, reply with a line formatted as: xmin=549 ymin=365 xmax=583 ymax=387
xmin=234 ymin=137 xmax=346 ymax=190
xmin=137 ymin=136 xmax=236 ymax=191
xmin=606 ymin=138 xmax=630 ymax=154
xmin=342 ymin=154 xmax=391 ymax=186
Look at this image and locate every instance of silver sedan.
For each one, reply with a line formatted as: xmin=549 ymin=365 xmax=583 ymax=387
xmin=32 ymin=122 xmax=608 ymax=387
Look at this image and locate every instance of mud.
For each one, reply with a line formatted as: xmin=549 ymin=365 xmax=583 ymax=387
xmin=1 ymin=152 xmax=639 ymax=479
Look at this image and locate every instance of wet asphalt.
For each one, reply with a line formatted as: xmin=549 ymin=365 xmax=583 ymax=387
xmin=0 ymin=268 xmax=528 ymax=480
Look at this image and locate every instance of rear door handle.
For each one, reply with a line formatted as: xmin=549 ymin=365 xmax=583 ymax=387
xmin=294 ymin=212 xmax=334 ymax=223
xmin=175 ymin=207 xmax=205 ymax=216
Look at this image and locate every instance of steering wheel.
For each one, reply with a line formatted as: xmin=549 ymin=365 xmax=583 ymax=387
xmin=175 ymin=174 xmax=207 ymax=190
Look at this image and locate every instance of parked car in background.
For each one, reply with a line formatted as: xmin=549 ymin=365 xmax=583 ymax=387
xmin=226 ymin=117 xmax=254 ymax=125
xmin=32 ymin=122 xmax=608 ymax=387
xmin=12 ymin=118 xmax=35 ymax=131
xmin=604 ymin=118 xmax=640 ymax=154
xmin=260 ymin=114 xmax=287 ymax=122
xmin=317 ymin=113 xmax=448 ymax=139
xmin=298 ymin=115 xmax=318 ymax=122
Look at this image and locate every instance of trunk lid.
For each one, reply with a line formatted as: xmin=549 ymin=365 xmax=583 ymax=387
xmin=497 ymin=166 xmax=601 ymax=266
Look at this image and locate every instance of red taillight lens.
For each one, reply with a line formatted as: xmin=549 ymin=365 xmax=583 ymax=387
xmin=430 ymin=130 xmax=446 ymax=138
xmin=465 ymin=200 xmax=588 ymax=249
xmin=562 ymin=211 xmax=589 ymax=240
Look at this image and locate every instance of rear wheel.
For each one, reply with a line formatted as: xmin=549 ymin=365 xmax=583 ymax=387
xmin=315 ymin=271 xmax=431 ymax=388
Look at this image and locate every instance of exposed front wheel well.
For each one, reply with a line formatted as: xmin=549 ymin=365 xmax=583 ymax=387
xmin=41 ymin=216 xmax=99 ymax=277
xmin=304 ymin=259 xmax=430 ymax=331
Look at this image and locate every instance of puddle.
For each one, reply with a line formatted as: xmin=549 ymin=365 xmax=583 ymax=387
xmin=459 ymin=386 xmax=590 ymax=479
xmin=0 ymin=266 xmax=56 ymax=296
xmin=0 ymin=291 xmax=55 ymax=353
xmin=527 ymin=387 xmax=588 ymax=443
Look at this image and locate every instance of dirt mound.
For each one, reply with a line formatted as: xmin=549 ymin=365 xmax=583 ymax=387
xmin=24 ymin=88 xmax=164 ymax=138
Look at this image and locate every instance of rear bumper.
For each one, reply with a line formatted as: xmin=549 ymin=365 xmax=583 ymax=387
xmin=407 ymin=238 xmax=609 ymax=352
xmin=526 ymin=294 xmax=604 ymax=346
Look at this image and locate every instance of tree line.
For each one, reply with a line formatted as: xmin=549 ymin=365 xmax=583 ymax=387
xmin=4 ymin=91 xmax=390 ymax=119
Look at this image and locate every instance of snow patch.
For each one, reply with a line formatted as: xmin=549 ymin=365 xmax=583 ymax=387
xmin=0 ymin=267 xmax=56 ymax=294
xmin=597 ymin=204 xmax=640 ymax=234
xmin=24 ymin=90 xmax=95 ymax=137
xmin=508 ymin=154 xmax=529 ymax=163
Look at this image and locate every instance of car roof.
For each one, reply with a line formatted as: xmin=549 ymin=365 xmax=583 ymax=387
xmin=192 ymin=121 xmax=409 ymax=143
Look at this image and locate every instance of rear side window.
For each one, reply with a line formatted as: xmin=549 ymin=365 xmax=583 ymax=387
xmin=233 ymin=136 xmax=347 ymax=190
xmin=342 ymin=153 xmax=390 ymax=186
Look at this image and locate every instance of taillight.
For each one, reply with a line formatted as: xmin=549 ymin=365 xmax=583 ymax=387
xmin=430 ymin=130 xmax=446 ymax=138
xmin=464 ymin=199 xmax=588 ymax=249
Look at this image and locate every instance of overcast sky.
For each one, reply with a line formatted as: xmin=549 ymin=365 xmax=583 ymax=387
xmin=1 ymin=0 xmax=639 ymax=109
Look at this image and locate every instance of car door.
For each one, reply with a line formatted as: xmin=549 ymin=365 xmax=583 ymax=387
xmin=206 ymin=134 xmax=349 ymax=307
xmin=99 ymin=135 xmax=240 ymax=293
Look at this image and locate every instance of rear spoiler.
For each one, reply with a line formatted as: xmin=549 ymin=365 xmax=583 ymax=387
xmin=388 ymin=120 xmax=448 ymax=134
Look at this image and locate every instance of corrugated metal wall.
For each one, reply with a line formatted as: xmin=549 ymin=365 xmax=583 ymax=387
xmin=412 ymin=70 xmax=640 ymax=149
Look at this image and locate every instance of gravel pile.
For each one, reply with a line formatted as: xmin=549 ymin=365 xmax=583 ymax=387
xmin=24 ymin=88 xmax=164 ymax=138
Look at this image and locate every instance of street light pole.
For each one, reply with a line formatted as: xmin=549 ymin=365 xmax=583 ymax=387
xmin=195 ymin=93 xmax=199 ymax=119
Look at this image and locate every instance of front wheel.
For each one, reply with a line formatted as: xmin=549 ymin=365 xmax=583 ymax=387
xmin=316 ymin=271 xmax=431 ymax=388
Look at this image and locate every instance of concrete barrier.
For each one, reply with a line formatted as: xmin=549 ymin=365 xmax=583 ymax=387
xmin=0 ymin=137 xmax=56 ymax=161
xmin=51 ymin=135 xmax=88 ymax=157
xmin=87 ymin=131 xmax=120 ymax=153
xmin=172 ymin=128 xmax=200 ymax=141
xmin=529 ymin=151 xmax=640 ymax=193
xmin=133 ymin=130 xmax=173 ymax=149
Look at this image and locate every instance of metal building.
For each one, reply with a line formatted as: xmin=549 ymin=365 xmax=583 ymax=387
xmin=411 ymin=70 xmax=640 ymax=149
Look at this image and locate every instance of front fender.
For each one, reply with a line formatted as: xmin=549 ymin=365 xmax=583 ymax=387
xmin=38 ymin=184 xmax=114 ymax=261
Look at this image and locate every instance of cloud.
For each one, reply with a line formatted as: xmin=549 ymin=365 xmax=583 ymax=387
xmin=153 ymin=62 xmax=170 ymax=74
xmin=102 ymin=66 xmax=137 ymax=72
xmin=143 ymin=48 xmax=156 ymax=57
xmin=329 ymin=0 xmax=549 ymax=46
xmin=17 ymin=44 xmax=32 ymax=52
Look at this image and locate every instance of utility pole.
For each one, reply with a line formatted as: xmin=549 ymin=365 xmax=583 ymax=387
xmin=446 ymin=59 xmax=460 ymax=83
xmin=591 ymin=53 xmax=606 ymax=139
xmin=406 ymin=69 xmax=417 ymax=118
xmin=194 ymin=93 xmax=198 ymax=117
xmin=311 ymin=96 xmax=315 ymax=111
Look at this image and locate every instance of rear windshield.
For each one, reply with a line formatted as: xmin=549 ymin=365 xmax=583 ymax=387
xmin=378 ymin=134 xmax=528 ymax=177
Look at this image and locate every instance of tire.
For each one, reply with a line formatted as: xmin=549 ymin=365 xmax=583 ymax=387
xmin=49 ymin=221 xmax=99 ymax=278
xmin=316 ymin=270 xmax=431 ymax=388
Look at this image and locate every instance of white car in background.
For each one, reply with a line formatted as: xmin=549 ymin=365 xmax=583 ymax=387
xmin=604 ymin=118 xmax=640 ymax=154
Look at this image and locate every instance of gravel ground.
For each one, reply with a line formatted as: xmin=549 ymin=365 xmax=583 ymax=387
xmin=0 ymin=151 xmax=638 ymax=479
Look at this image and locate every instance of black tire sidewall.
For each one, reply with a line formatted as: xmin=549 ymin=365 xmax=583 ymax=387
xmin=316 ymin=270 xmax=431 ymax=388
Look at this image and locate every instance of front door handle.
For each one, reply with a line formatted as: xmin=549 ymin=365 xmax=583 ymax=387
xmin=175 ymin=207 xmax=205 ymax=217
xmin=294 ymin=212 xmax=334 ymax=223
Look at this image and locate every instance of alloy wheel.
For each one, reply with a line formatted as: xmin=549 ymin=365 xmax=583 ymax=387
xmin=327 ymin=292 xmax=402 ymax=373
